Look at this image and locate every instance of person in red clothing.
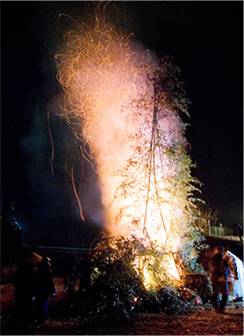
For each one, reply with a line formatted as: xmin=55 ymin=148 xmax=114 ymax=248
xmin=208 ymin=246 xmax=237 ymax=313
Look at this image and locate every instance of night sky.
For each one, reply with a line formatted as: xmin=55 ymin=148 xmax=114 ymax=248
xmin=2 ymin=2 xmax=243 ymax=245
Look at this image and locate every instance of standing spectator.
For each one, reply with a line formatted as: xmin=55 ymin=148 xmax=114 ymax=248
xmin=208 ymin=246 xmax=237 ymax=313
xmin=225 ymin=250 xmax=243 ymax=302
xmin=233 ymin=224 xmax=243 ymax=242
xmin=11 ymin=246 xmax=42 ymax=329
xmin=11 ymin=245 xmax=55 ymax=330
xmin=32 ymin=256 xmax=55 ymax=326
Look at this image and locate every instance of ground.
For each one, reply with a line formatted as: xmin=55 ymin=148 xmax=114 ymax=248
xmin=1 ymin=278 xmax=243 ymax=335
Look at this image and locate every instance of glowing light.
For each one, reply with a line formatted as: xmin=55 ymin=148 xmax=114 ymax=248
xmin=56 ymin=18 xmax=198 ymax=289
xmin=47 ymin=111 xmax=55 ymax=176
xmin=70 ymin=167 xmax=85 ymax=221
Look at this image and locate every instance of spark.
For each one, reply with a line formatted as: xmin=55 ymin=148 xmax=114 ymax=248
xmin=47 ymin=110 xmax=55 ymax=176
xmin=56 ymin=16 xmax=200 ymax=289
xmin=71 ymin=166 xmax=85 ymax=221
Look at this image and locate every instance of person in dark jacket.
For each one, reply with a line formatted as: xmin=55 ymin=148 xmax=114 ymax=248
xmin=32 ymin=256 xmax=55 ymax=326
xmin=12 ymin=249 xmax=34 ymax=329
xmin=11 ymin=246 xmax=55 ymax=329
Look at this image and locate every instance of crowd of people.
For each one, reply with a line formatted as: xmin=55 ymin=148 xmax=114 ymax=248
xmin=10 ymin=244 xmax=243 ymax=330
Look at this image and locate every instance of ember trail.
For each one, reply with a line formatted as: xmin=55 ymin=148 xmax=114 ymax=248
xmin=56 ymin=17 xmax=202 ymax=290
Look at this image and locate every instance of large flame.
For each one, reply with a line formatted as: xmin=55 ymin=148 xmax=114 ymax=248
xmin=56 ymin=18 xmax=198 ymax=289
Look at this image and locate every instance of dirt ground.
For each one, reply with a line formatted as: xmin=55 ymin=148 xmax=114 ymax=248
xmin=1 ymin=278 xmax=243 ymax=335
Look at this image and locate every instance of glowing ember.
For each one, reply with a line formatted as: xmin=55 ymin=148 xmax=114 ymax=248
xmin=56 ymin=18 xmax=199 ymax=290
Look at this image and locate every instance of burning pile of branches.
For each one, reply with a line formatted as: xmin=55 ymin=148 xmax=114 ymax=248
xmin=61 ymin=235 xmax=209 ymax=325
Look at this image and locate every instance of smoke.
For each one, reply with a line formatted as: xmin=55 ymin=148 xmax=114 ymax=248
xmin=19 ymin=98 xmax=99 ymax=245
xmin=56 ymin=18 xmax=198 ymax=256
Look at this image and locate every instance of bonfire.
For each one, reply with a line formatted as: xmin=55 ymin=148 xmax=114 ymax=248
xmin=55 ymin=11 xmax=205 ymax=308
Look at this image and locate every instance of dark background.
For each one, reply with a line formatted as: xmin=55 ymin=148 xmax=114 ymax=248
xmin=1 ymin=1 xmax=243 ymax=246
